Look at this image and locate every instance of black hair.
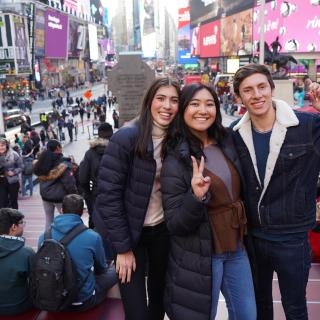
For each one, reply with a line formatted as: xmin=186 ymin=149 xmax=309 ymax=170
xmin=98 ymin=122 xmax=113 ymax=139
xmin=46 ymin=139 xmax=61 ymax=152
xmin=62 ymin=194 xmax=84 ymax=215
xmin=0 ymin=208 xmax=24 ymax=234
xmin=33 ymin=139 xmax=62 ymax=176
xmin=164 ymin=83 xmax=226 ymax=159
xmin=135 ymin=77 xmax=181 ymax=159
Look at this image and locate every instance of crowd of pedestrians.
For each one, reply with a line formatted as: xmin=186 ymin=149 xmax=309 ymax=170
xmin=1 ymin=64 xmax=320 ymax=320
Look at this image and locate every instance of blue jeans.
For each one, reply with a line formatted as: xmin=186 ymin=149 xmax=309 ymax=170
xmin=252 ymin=235 xmax=312 ymax=320
xmin=210 ymin=246 xmax=256 ymax=320
xmin=21 ymin=175 xmax=33 ymax=196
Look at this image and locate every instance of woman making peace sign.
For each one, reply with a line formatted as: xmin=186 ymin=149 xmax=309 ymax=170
xmin=160 ymin=83 xmax=256 ymax=320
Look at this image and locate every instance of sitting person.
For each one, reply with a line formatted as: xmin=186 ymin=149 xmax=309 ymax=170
xmin=0 ymin=208 xmax=35 ymax=316
xmin=37 ymin=194 xmax=117 ymax=311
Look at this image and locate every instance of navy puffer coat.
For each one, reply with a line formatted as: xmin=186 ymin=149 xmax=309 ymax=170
xmin=94 ymin=124 xmax=156 ymax=254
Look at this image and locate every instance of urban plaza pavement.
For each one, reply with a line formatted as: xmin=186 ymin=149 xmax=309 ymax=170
xmin=17 ymin=109 xmax=320 ymax=320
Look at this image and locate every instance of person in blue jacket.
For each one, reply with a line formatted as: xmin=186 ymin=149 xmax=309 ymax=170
xmin=38 ymin=194 xmax=117 ymax=311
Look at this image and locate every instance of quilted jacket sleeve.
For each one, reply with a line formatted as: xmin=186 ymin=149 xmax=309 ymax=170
xmin=161 ymin=155 xmax=208 ymax=236
xmin=95 ymin=127 xmax=135 ymax=254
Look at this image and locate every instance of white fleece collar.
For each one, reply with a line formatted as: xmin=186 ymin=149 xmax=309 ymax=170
xmin=233 ymin=99 xmax=299 ymax=131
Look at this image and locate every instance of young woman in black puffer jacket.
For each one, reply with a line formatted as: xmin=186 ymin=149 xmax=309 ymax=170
xmin=33 ymin=139 xmax=77 ymax=229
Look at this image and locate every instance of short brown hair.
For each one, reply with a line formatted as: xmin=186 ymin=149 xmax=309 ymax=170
xmin=233 ymin=64 xmax=275 ymax=96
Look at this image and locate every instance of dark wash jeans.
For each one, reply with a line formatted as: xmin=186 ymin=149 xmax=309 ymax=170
xmin=118 ymin=222 xmax=169 ymax=320
xmin=252 ymin=235 xmax=312 ymax=320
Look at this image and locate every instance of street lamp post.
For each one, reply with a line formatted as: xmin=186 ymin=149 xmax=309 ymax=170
xmin=259 ymin=0 xmax=266 ymax=65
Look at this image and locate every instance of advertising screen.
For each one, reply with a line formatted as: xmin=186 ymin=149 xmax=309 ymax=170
xmin=140 ymin=0 xmax=156 ymax=58
xmin=14 ymin=16 xmax=31 ymax=74
xmin=178 ymin=7 xmax=197 ymax=64
xmin=68 ymin=20 xmax=80 ymax=57
xmin=45 ymin=9 xmax=68 ymax=59
xmin=90 ymin=0 xmax=103 ymax=24
xmin=88 ymin=24 xmax=99 ymax=61
xmin=199 ymin=20 xmax=220 ymax=58
xmin=64 ymin=0 xmax=78 ymax=11
xmin=253 ymin=0 xmax=320 ymax=53
xmin=190 ymin=0 xmax=254 ymax=26
xmin=35 ymin=8 xmax=45 ymax=57
xmin=220 ymin=9 xmax=253 ymax=56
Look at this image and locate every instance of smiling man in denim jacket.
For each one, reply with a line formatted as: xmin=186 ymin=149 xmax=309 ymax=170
xmin=230 ymin=64 xmax=320 ymax=320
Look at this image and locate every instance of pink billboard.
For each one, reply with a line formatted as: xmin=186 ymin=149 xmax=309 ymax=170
xmin=253 ymin=0 xmax=320 ymax=53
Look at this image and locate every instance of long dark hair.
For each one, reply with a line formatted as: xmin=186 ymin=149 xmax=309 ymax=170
xmin=135 ymin=77 xmax=180 ymax=159
xmin=164 ymin=83 xmax=226 ymax=159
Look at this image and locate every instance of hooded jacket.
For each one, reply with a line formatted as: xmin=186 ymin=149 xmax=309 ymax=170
xmin=36 ymin=157 xmax=78 ymax=203
xmin=38 ymin=214 xmax=108 ymax=303
xmin=0 ymin=235 xmax=35 ymax=315
xmin=79 ymin=137 xmax=108 ymax=197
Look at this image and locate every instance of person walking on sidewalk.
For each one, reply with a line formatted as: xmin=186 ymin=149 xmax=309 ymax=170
xmin=0 ymin=208 xmax=35 ymax=316
xmin=33 ymin=139 xmax=78 ymax=229
xmin=231 ymin=63 xmax=320 ymax=320
xmin=21 ymin=144 xmax=34 ymax=197
xmin=94 ymin=77 xmax=180 ymax=320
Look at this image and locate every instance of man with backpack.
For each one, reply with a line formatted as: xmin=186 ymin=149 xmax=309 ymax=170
xmin=32 ymin=194 xmax=117 ymax=312
xmin=0 ymin=208 xmax=35 ymax=316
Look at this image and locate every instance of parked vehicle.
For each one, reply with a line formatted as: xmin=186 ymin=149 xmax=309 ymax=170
xmin=3 ymin=109 xmax=31 ymax=130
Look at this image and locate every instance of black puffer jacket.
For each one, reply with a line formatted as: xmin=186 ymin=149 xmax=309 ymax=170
xmin=35 ymin=156 xmax=78 ymax=203
xmin=160 ymin=131 xmax=243 ymax=320
xmin=78 ymin=138 xmax=108 ymax=197
xmin=94 ymin=124 xmax=156 ymax=254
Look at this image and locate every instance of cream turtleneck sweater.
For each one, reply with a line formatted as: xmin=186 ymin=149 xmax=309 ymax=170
xmin=143 ymin=122 xmax=167 ymax=226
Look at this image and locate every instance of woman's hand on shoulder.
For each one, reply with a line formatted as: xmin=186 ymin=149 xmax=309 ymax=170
xmin=116 ymin=250 xmax=136 ymax=284
xmin=191 ymin=156 xmax=211 ymax=201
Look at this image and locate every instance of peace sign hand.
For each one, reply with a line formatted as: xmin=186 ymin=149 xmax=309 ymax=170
xmin=191 ymin=156 xmax=211 ymax=201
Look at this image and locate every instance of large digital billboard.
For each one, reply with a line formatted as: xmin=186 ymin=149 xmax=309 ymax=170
xmin=199 ymin=20 xmax=220 ymax=58
xmin=190 ymin=0 xmax=254 ymax=26
xmin=35 ymin=8 xmax=45 ymax=57
xmin=220 ymin=9 xmax=253 ymax=56
xmin=140 ymin=0 xmax=156 ymax=58
xmin=14 ymin=16 xmax=31 ymax=74
xmin=253 ymin=0 xmax=320 ymax=53
xmin=45 ymin=9 xmax=68 ymax=59
xmin=88 ymin=24 xmax=99 ymax=61
xmin=178 ymin=7 xmax=198 ymax=64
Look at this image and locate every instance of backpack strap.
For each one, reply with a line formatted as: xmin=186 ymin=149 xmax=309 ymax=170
xmin=60 ymin=224 xmax=88 ymax=246
xmin=44 ymin=228 xmax=52 ymax=240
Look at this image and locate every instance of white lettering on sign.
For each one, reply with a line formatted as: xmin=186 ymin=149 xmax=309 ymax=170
xmin=178 ymin=10 xmax=190 ymax=23
xmin=0 ymin=48 xmax=14 ymax=60
xmin=203 ymin=34 xmax=216 ymax=46
xmin=48 ymin=14 xmax=62 ymax=30
xmin=306 ymin=16 xmax=320 ymax=29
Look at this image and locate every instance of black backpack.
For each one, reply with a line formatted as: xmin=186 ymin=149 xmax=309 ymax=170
xmin=29 ymin=224 xmax=88 ymax=312
xmin=23 ymin=157 xmax=33 ymax=176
